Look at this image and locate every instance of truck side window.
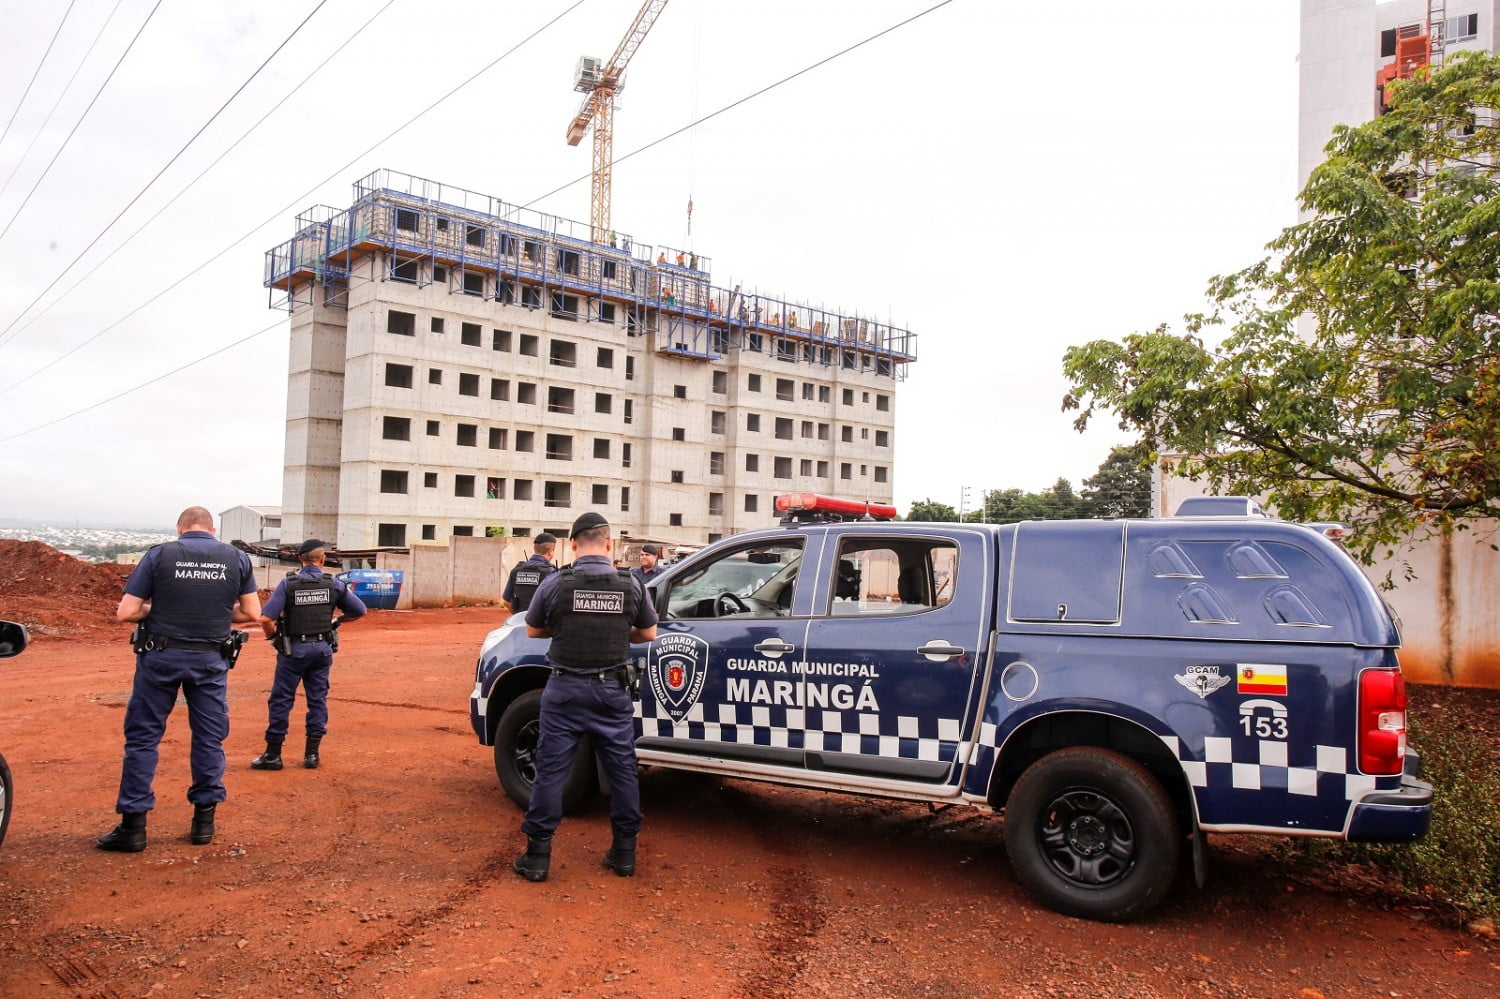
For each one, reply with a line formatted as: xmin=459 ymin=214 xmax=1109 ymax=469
xmin=662 ymin=541 xmax=803 ymax=620
xmin=828 ymin=539 xmax=956 ymax=616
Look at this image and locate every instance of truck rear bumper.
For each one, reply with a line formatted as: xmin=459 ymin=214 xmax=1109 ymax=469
xmin=1346 ymin=776 xmax=1433 ymax=842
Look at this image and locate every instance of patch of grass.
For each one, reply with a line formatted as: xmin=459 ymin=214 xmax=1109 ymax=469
xmin=1278 ymin=710 xmax=1500 ymax=919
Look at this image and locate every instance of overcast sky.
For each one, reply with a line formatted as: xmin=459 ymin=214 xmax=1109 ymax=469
xmin=0 ymin=0 xmax=1301 ymax=529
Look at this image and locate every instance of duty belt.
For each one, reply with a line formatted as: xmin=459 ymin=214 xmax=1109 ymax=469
xmin=154 ymin=637 xmax=222 ymax=652
xmin=289 ymin=633 xmax=333 ymax=643
xmin=551 ymin=667 xmax=621 ymax=680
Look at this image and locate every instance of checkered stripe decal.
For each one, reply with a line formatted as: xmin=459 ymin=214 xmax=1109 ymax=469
xmin=1159 ymin=735 xmax=1379 ymax=801
xmin=635 ymin=700 xmax=965 ymax=762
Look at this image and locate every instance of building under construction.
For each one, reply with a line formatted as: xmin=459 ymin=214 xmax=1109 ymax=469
xmin=263 ymin=169 xmax=916 ymax=550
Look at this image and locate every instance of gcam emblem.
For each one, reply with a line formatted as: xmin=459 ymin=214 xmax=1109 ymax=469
xmin=648 ymin=633 xmax=709 ymax=722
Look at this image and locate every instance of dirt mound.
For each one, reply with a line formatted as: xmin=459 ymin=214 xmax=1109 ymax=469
xmin=0 ymin=539 xmax=130 ymax=642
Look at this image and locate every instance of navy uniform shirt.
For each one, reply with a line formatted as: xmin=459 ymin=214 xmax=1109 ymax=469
xmin=631 ymin=562 xmax=665 ymax=586
xmin=526 ymin=554 xmax=657 ymax=666
xmin=262 ymin=563 xmax=368 ymax=623
xmin=124 ymin=531 xmax=257 ymax=642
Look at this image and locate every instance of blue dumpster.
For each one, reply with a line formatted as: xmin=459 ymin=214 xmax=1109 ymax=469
xmin=337 ymin=569 xmax=404 ymax=610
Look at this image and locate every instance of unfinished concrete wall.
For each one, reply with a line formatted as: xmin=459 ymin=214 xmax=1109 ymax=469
xmin=452 ymin=536 xmax=506 ymax=603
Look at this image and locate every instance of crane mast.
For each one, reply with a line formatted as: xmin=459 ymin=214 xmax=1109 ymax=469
xmin=566 ymin=0 xmax=669 ymax=245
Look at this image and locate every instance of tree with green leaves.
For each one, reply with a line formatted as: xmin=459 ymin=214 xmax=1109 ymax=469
xmin=1081 ymin=443 xmax=1153 ymax=519
xmin=905 ymin=498 xmax=958 ymax=522
xmin=1062 ymin=52 xmax=1500 ymax=565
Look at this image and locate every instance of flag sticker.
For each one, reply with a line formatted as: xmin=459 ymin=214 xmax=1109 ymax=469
xmin=1237 ymin=663 xmax=1288 ymax=696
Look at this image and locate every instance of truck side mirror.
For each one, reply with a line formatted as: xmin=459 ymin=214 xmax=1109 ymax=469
xmin=0 ymin=620 xmax=28 ymax=658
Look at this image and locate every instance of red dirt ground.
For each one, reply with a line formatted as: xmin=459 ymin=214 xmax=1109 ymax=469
xmin=0 ymin=553 xmax=1495 ymax=996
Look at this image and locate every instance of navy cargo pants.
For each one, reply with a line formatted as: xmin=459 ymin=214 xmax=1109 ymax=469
xmin=116 ymin=648 xmax=230 ymax=813
xmin=264 ymin=642 xmax=333 ymax=742
xmin=521 ymin=672 xmax=642 ymax=839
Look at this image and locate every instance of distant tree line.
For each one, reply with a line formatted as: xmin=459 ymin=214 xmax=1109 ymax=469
xmin=905 ymin=443 xmax=1151 ymax=523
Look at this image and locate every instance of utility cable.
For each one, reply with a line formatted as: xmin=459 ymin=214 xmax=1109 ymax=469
xmin=0 ymin=0 xmax=80 ymax=150
xmin=0 ymin=317 xmax=284 ymax=444
xmin=0 ymin=0 xmax=332 ymax=346
xmin=0 ymin=0 xmax=163 ymax=246
xmin=0 ymin=0 xmax=401 ymax=394
xmin=0 ymin=0 xmax=590 ymax=435
xmin=519 ymin=0 xmax=956 ymax=212
xmin=0 ymin=0 xmax=129 ymax=203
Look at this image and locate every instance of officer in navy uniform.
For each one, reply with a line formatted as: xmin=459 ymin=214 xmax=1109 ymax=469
xmin=251 ymin=539 xmax=366 ymax=771
xmin=631 ymin=543 xmax=666 ymax=586
xmin=99 ymin=506 xmax=261 ymax=852
xmin=513 ymin=511 xmax=657 ymax=882
xmin=502 ymin=532 xmax=558 ymax=614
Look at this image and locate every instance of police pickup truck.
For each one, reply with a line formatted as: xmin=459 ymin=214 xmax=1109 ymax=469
xmin=470 ymin=493 xmax=1431 ymax=922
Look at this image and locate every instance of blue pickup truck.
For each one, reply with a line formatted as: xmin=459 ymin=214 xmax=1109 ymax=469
xmin=470 ymin=496 xmax=1431 ymax=921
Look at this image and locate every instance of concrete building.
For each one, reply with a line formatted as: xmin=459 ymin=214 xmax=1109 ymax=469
xmin=264 ymin=170 xmax=914 ymax=550
xmin=1299 ymin=0 xmax=1497 ymax=199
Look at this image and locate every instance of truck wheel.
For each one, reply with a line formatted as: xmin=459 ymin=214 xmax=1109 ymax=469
xmin=0 ymin=752 xmax=12 ymax=848
xmin=493 ymin=690 xmax=596 ymax=812
xmin=1003 ymin=747 xmax=1179 ymax=922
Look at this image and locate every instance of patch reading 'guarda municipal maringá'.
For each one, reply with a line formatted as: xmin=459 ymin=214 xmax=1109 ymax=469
xmin=572 ymin=590 xmax=624 ymax=613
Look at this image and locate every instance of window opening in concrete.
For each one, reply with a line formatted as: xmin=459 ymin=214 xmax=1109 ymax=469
xmin=391 ymin=257 xmax=420 ymax=284
xmin=455 ymin=475 xmax=476 ymax=497
xmin=493 ymin=329 xmax=511 ymax=351
xmin=431 ymin=317 xmax=445 ymax=334
xmin=597 ymin=347 xmax=614 ymax=368
xmin=489 ymin=428 xmax=507 ymax=449
xmin=817 ymin=423 xmax=829 ymax=441
xmin=875 ymin=466 xmax=888 ymax=483
xmin=518 ymin=382 xmax=537 ymax=405
xmin=463 ymin=272 xmax=484 ymax=296
xmin=745 ymin=494 xmax=758 ymax=513
xmin=709 ymin=451 xmax=724 ymax=475
xmin=545 ymin=434 xmax=573 ymax=460
xmin=775 ymin=418 xmax=793 ymax=440
xmin=550 ymin=292 xmax=579 ymax=320
xmin=774 ymin=457 xmax=792 ymax=479
xmin=709 ymin=493 xmax=723 ymax=516
xmin=516 ymin=431 xmax=535 ymax=453
xmin=842 ymin=389 xmax=854 ymax=405
xmin=382 ymin=416 xmax=411 ymax=441
xmin=746 ymin=453 xmax=760 ymax=472
xmin=457 ymin=424 xmax=477 ymax=447
xmin=599 ymin=302 xmax=616 ymax=323
xmin=424 ymin=472 xmax=438 ymax=488
xmin=621 ymin=486 xmax=631 ymax=512
xmin=514 ymin=479 xmax=533 ymax=501
xmin=498 ymin=280 xmax=516 ymax=304
xmin=671 ymin=470 xmax=684 ymax=483
xmin=491 ymin=378 xmax=509 ymax=401
xmin=436 ymin=218 xmax=449 ymax=232
xmin=395 ymin=208 xmax=419 ymax=231
xmin=550 ymin=340 xmax=577 ymax=367
xmin=819 ymin=386 xmax=830 ymax=403
xmin=387 ymin=310 xmax=416 ymax=335
xmin=487 ymin=477 xmax=504 ymax=498
xmin=674 ymin=384 xmax=687 ymax=399
xmin=458 ymin=322 xmax=481 ymax=347
xmin=386 ymin=363 xmax=414 ymax=389
xmin=421 ymin=525 xmax=436 ymax=540
xmin=453 ymin=526 xmax=474 ymax=537
xmin=603 ymin=260 xmax=617 ymax=280
xmin=712 ymin=371 xmax=727 ymax=394
xmin=748 ymin=374 xmax=762 ymax=392
xmin=547 ymin=386 xmax=576 ymax=414
xmin=428 ymin=368 xmax=442 ymax=385
xmin=622 ymin=443 xmax=632 ymax=468
xmin=592 ymin=484 xmax=609 ymax=504
xmin=710 ymin=411 xmax=725 ymax=435
xmin=519 ymin=334 xmax=539 ymax=356
xmin=378 ymin=523 xmax=406 ymax=546
xmin=800 ymin=459 xmax=812 ymax=476
xmin=594 ymin=438 xmax=610 ymax=459
xmin=544 ymin=481 xmax=572 ymax=508
xmin=670 ymin=513 xmax=683 ymax=527
xmin=556 ymin=249 xmax=580 ymax=275
xmin=817 ymin=460 xmax=828 ymax=476
xmin=425 ymin=420 xmax=439 ymax=436
xmin=459 ymin=373 xmax=479 ymax=396
xmin=595 ymin=392 xmax=612 ymax=413
xmin=672 ymin=427 xmax=685 ymax=441
xmin=466 ymin=223 xmax=485 ymax=248
xmin=624 ymin=399 xmax=633 ymax=425
xmin=625 ymin=356 xmax=635 ymax=380
xmin=521 ymin=285 xmax=542 ymax=309
xmin=801 ymin=382 xmax=814 ymax=401
xmin=380 ymin=470 xmax=408 ymax=494
xmin=840 ymin=463 xmax=852 ymax=480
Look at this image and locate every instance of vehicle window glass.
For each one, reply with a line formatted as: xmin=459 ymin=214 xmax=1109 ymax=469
xmin=663 ymin=541 xmax=803 ymax=620
xmin=828 ymin=538 xmax=957 ymax=616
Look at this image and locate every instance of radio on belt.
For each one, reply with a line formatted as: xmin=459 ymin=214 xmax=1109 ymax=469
xmin=468 ymin=493 xmax=1432 ymax=923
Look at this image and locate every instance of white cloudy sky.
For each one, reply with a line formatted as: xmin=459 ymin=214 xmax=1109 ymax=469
xmin=0 ymin=0 xmax=1301 ymax=528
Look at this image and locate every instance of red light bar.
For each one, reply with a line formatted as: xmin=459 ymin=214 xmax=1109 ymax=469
xmin=775 ymin=493 xmax=897 ymax=520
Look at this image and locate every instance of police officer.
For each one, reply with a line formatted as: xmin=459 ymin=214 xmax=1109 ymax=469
xmin=99 ymin=506 xmax=261 ymax=852
xmin=251 ymin=539 xmax=366 ymax=771
xmin=502 ymin=532 xmax=558 ymax=614
xmin=632 ymin=543 xmax=666 ymax=586
xmin=513 ymin=511 xmax=657 ymax=882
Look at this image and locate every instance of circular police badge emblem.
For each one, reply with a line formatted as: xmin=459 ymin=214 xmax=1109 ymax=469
xmin=648 ymin=633 xmax=708 ymax=722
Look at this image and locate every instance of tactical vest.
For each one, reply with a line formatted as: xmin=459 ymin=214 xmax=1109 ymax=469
xmin=509 ymin=559 xmax=556 ymax=612
xmin=146 ymin=540 xmax=243 ymax=641
xmin=546 ymin=567 xmax=636 ymax=670
xmin=281 ymin=572 xmax=337 ymax=638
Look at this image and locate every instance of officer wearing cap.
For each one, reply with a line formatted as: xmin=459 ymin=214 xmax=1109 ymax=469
xmin=99 ymin=506 xmax=261 ymax=853
xmin=513 ymin=511 xmax=657 ymax=882
xmin=250 ymin=539 xmax=366 ymax=772
xmin=632 ymin=543 xmax=666 ymax=586
xmin=502 ymin=532 xmax=558 ymax=614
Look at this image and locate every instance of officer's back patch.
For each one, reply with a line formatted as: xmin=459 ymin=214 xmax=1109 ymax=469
xmin=572 ymin=590 xmax=624 ymax=613
xmin=294 ymin=589 xmax=332 ymax=605
xmin=515 ymin=570 xmax=542 ymax=586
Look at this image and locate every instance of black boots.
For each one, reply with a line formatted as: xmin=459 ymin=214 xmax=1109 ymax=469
xmin=96 ymin=812 xmax=147 ymax=853
xmin=250 ymin=742 xmax=284 ymax=771
xmin=513 ymin=835 xmax=552 ymax=882
xmin=190 ymin=804 xmax=216 ymax=845
xmin=303 ymin=737 xmax=322 ymax=770
xmin=603 ymin=834 xmax=637 ymax=878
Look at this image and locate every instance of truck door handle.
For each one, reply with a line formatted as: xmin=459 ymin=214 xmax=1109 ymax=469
xmin=916 ymin=641 xmax=965 ymax=660
xmin=754 ymin=639 xmax=796 ymax=656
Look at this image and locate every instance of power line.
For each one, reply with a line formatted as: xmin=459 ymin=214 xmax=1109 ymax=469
xmin=0 ymin=0 xmax=163 ymax=246
xmin=0 ymin=0 xmax=333 ymax=348
xmin=520 ymin=0 xmax=957 ymax=211
xmin=0 ymin=0 xmax=591 ymax=437
xmin=0 ymin=0 xmax=130 ymax=203
xmin=0 ymin=0 xmax=402 ymax=395
xmin=0 ymin=0 xmax=80 ymax=150
xmin=0 ymin=317 xmax=285 ymax=444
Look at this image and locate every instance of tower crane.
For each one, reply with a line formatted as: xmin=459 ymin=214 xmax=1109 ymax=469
xmin=566 ymin=0 xmax=669 ymax=245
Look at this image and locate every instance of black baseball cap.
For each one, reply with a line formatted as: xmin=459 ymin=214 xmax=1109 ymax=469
xmin=641 ymin=544 xmax=662 ymax=556
xmin=569 ymin=512 xmax=609 ymax=539
xmin=297 ymin=538 xmax=327 ymax=555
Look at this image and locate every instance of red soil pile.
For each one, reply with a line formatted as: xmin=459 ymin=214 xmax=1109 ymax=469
xmin=0 ymin=540 xmax=130 ymax=642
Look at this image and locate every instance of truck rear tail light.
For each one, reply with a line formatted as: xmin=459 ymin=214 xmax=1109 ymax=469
xmin=1358 ymin=668 xmax=1407 ymax=775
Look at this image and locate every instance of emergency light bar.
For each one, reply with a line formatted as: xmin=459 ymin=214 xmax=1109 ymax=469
xmin=775 ymin=493 xmax=898 ymax=523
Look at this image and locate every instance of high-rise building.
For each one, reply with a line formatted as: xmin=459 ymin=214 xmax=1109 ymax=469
xmin=263 ymin=170 xmax=915 ymax=550
xmin=1299 ymin=1 xmax=1497 ymax=199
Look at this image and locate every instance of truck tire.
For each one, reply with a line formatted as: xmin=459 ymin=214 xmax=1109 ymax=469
xmin=0 ymin=752 xmax=12 ymax=849
xmin=493 ymin=689 xmax=596 ymax=812
xmin=1003 ymin=746 xmax=1179 ymax=922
